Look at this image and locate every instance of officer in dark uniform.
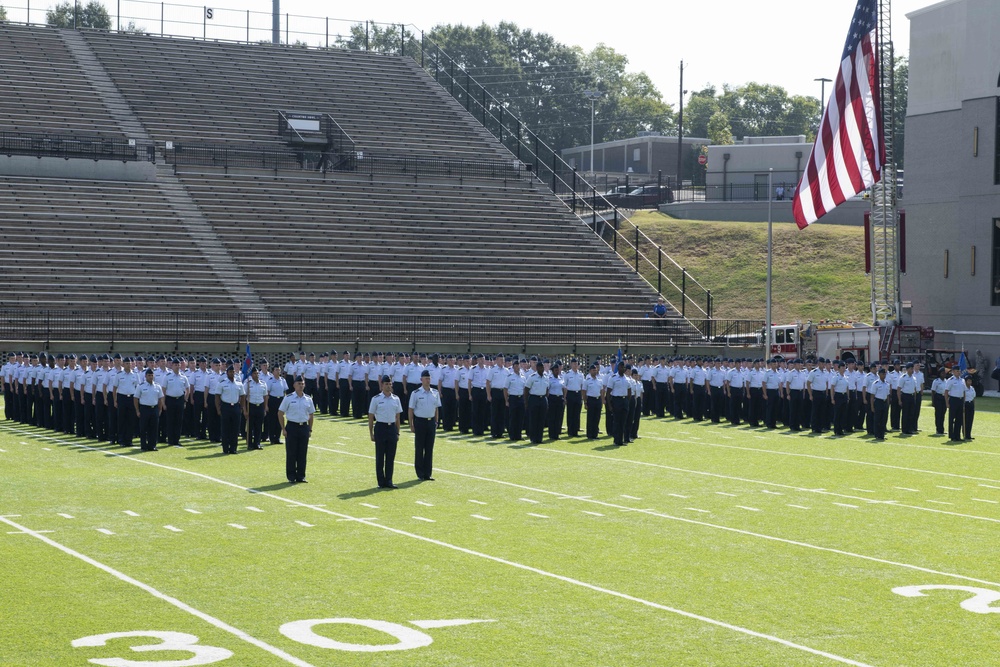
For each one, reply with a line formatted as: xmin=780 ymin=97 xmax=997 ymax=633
xmin=409 ymin=370 xmax=441 ymax=481
xmin=244 ymin=366 xmax=268 ymax=450
xmin=606 ymin=363 xmax=632 ymax=446
xmin=216 ymin=365 xmax=246 ymax=455
xmin=163 ymin=358 xmax=190 ymax=447
xmin=524 ymin=361 xmax=548 ymax=445
xmin=133 ymin=369 xmax=165 ymax=451
xmin=369 ymin=375 xmax=402 ymax=488
xmin=278 ymin=377 xmax=315 ymax=483
xmin=583 ymin=363 xmax=604 ymax=439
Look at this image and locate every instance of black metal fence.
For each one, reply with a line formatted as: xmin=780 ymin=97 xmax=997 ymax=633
xmin=166 ymin=142 xmax=526 ymax=181
xmin=0 ymin=131 xmax=156 ymax=162
xmin=0 ymin=310 xmax=764 ymax=350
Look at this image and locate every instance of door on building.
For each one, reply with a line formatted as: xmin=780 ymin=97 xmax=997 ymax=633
xmin=754 ymin=174 xmax=769 ymax=201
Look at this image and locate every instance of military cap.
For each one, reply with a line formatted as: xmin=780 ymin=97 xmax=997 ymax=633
xmin=224 ymin=364 xmax=234 ymax=372
xmin=54 ymin=353 xmax=64 ymax=360
xmin=589 ymin=362 xmax=599 ymax=369
xmin=113 ymin=353 xmax=123 ymax=360
xmin=145 ymin=368 xmax=154 ymax=375
xmin=250 ymin=365 xmax=258 ymax=373
xmin=156 ymin=355 xmax=165 ymax=361
xmin=87 ymin=355 xmax=96 ymax=362
xmin=308 ymin=352 xmax=315 ymax=358
xmin=962 ymin=372 xmax=971 ymax=379
xmin=198 ymin=356 xmax=207 ymax=362
xmin=420 ymin=369 xmax=431 ymax=378
xmin=293 ymin=375 xmax=304 ymax=383
xmin=905 ymin=362 xmax=914 ymax=368
xmin=877 ymin=367 xmax=887 ymax=374
xmin=381 ymin=375 xmax=391 ymax=383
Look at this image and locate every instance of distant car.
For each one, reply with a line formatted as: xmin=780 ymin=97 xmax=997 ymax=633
xmin=620 ymin=185 xmax=674 ymax=208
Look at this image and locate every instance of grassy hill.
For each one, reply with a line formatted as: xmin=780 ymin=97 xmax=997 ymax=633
xmin=629 ymin=212 xmax=871 ymax=324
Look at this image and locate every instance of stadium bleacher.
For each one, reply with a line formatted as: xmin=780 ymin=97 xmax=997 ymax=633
xmin=0 ymin=23 xmax=696 ymax=342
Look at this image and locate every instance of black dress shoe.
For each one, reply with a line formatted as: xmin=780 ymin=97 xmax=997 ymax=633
xmin=297 ymin=479 xmax=308 ymax=483
xmin=387 ymin=484 xmax=399 ymax=489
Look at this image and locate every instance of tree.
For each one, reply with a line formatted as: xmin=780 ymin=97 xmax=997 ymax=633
xmin=337 ymin=21 xmax=419 ymax=56
xmin=706 ymin=111 xmax=734 ymax=145
xmin=682 ymin=82 xmax=821 ymax=141
xmin=46 ymin=1 xmax=111 ymax=28
xmin=892 ymin=56 xmax=908 ymax=168
xmin=0 ymin=5 xmax=7 ymax=21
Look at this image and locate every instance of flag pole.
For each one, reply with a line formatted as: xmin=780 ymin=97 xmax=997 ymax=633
xmin=766 ymin=168 xmax=773 ymax=356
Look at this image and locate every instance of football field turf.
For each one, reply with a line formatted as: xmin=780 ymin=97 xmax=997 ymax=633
xmin=3 ymin=402 xmax=999 ymax=666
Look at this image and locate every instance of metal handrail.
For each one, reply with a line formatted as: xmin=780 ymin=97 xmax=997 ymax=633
xmin=414 ymin=37 xmax=713 ymax=318
xmin=0 ymin=130 xmax=156 ymax=163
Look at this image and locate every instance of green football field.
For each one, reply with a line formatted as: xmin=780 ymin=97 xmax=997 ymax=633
xmin=2 ymin=400 xmax=999 ymax=666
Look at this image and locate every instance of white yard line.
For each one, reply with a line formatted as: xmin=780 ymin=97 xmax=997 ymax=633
xmin=184 ymin=509 xmax=201 ymax=514
xmin=246 ymin=506 xmax=264 ymax=513
xmin=851 ymin=489 xmax=875 ymax=494
xmin=0 ymin=516 xmax=317 ymax=667
xmin=413 ymin=516 xmax=436 ymax=523
xmin=294 ymin=521 xmax=314 ymax=527
xmin=468 ymin=499 xmax=487 ymax=505
xmin=123 ymin=511 xmax=139 ymax=517
xmin=4 ymin=422 xmax=997 ymax=664
xmin=832 ymin=503 xmax=859 ymax=509
xmin=415 ymin=501 xmax=434 ymax=507
xmin=971 ymin=498 xmax=999 ymax=505
xmin=894 ymin=487 xmax=920 ymax=493
xmin=228 ymin=524 xmax=247 ymax=530
xmin=163 ymin=525 xmax=183 ymax=533
xmin=979 ymin=484 xmax=1000 ymax=490
xmin=761 ymin=490 xmax=784 ymax=496
xmin=735 ymin=506 xmax=761 ymax=512
xmin=787 ymin=505 xmax=811 ymax=510
xmin=519 ymin=498 xmax=540 ymax=504
xmin=96 ymin=528 xmax=114 ymax=535
xmin=668 ymin=493 xmax=690 ymax=499
xmin=715 ymin=492 xmax=737 ymax=497
xmin=936 ymin=486 xmax=962 ymax=491
xmin=526 ymin=513 xmax=549 ymax=519
xmin=57 ymin=513 xmax=74 ymax=519
xmin=359 ymin=503 xmax=379 ymax=509
xmin=621 ymin=494 xmax=642 ymax=500
xmin=470 ymin=514 xmax=493 ymax=521
xmin=683 ymin=508 xmax=710 ymax=514
xmin=581 ymin=511 xmax=604 ymax=517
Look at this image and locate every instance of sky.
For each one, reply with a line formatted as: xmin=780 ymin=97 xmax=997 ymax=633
xmin=164 ymin=0 xmax=941 ymax=104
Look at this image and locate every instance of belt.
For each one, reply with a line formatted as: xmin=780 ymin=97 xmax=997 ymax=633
xmin=287 ymin=420 xmax=308 ymax=426
xmin=414 ymin=416 xmax=434 ymax=421
xmin=375 ymin=421 xmax=395 ymax=425
xmin=249 ymin=401 xmax=265 ymax=406
xmin=566 ymin=390 xmax=581 ymax=394
xmin=222 ymin=401 xmax=239 ymax=406
xmin=167 ymin=394 xmax=185 ymax=399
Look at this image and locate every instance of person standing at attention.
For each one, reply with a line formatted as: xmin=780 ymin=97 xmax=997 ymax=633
xmin=133 ymin=368 xmax=164 ymax=452
xmin=369 ymin=375 xmax=402 ymax=489
xmin=409 ymin=370 xmax=441 ymax=481
xmin=278 ymin=376 xmax=315 ymax=483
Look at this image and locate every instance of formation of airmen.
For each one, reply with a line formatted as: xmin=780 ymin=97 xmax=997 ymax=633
xmin=1 ymin=349 xmax=980 ymax=456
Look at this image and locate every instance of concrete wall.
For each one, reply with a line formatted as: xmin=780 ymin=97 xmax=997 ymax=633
xmin=902 ymin=0 xmax=1000 ymax=374
xmin=705 ymin=142 xmax=807 ymax=191
xmin=659 ymin=199 xmax=869 ymax=225
xmin=563 ymin=136 xmax=707 ymax=177
xmin=0 ymin=154 xmax=157 ymax=181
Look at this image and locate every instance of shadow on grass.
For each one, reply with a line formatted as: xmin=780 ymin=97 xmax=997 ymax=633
xmin=251 ymin=482 xmax=298 ymax=492
xmin=337 ymin=486 xmax=384 ymax=499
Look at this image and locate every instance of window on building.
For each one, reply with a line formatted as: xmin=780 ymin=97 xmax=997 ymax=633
xmin=993 ymin=219 xmax=1000 ymax=305
xmin=633 ymin=148 xmax=641 ymax=162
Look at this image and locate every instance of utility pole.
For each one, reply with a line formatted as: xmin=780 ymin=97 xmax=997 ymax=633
xmin=584 ymin=90 xmax=602 ymax=175
xmin=676 ymin=60 xmax=686 ymax=190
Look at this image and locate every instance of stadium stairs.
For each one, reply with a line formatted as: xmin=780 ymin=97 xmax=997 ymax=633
xmin=0 ymin=23 xmax=701 ymax=344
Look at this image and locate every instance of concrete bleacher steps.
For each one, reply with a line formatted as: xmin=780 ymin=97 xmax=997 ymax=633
xmin=0 ymin=23 xmax=699 ymax=343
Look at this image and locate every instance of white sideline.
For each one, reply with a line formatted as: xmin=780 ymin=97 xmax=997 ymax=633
xmin=2 ymin=427 xmax=881 ymax=666
xmin=0 ymin=515 xmax=317 ymax=667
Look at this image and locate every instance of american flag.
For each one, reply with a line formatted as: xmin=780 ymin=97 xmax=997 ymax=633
xmin=792 ymin=0 xmax=884 ymax=229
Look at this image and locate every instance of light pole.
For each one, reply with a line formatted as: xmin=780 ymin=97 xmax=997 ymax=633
xmin=814 ymin=77 xmax=832 ymax=112
xmin=583 ymin=90 xmax=602 ymax=175
xmin=676 ymin=60 xmax=687 ymax=190
xmin=766 ymin=167 xmax=773 ymax=355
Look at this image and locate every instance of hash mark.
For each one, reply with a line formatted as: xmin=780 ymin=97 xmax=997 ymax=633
xmin=832 ymin=503 xmax=859 ymax=509
xmin=526 ymin=513 xmax=549 ymax=519
xmin=163 ymin=525 xmax=182 ymax=532
xmin=228 ymin=523 xmax=247 ymax=530
xmin=295 ymin=521 xmax=314 ymax=527
xmin=471 ymin=514 xmax=493 ymax=521
xmin=735 ymin=506 xmax=761 ymax=512
xmin=683 ymin=508 xmax=710 ymax=513
xmin=96 ymin=528 xmax=114 ymax=535
xmin=582 ymin=511 xmax=604 ymax=517
xmin=413 ymin=516 xmax=436 ymax=523
xmin=123 ymin=511 xmax=139 ymax=517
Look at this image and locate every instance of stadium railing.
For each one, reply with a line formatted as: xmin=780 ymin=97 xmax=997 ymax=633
xmin=0 ymin=131 xmax=156 ymax=163
xmin=165 ymin=142 xmax=527 ymax=181
xmin=0 ymin=310 xmax=763 ymax=349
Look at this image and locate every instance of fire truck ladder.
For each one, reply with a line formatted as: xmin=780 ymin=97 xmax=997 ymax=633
xmin=870 ymin=0 xmax=901 ymax=326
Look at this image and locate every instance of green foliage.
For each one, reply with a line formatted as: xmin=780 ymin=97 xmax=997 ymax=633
xmin=0 ymin=5 xmax=7 ymax=21
xmin=684 ymin=83 xmax=821 ymax=142
xmin=706 ymin=111 xmax=734 ymax=145
xmin=338 ymin=21 xmax=419 ymax=55
xmin=45 ymin=0 xmax=111 ymax=28
xmin=893 ymin=56 xmax=908 ymax=168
